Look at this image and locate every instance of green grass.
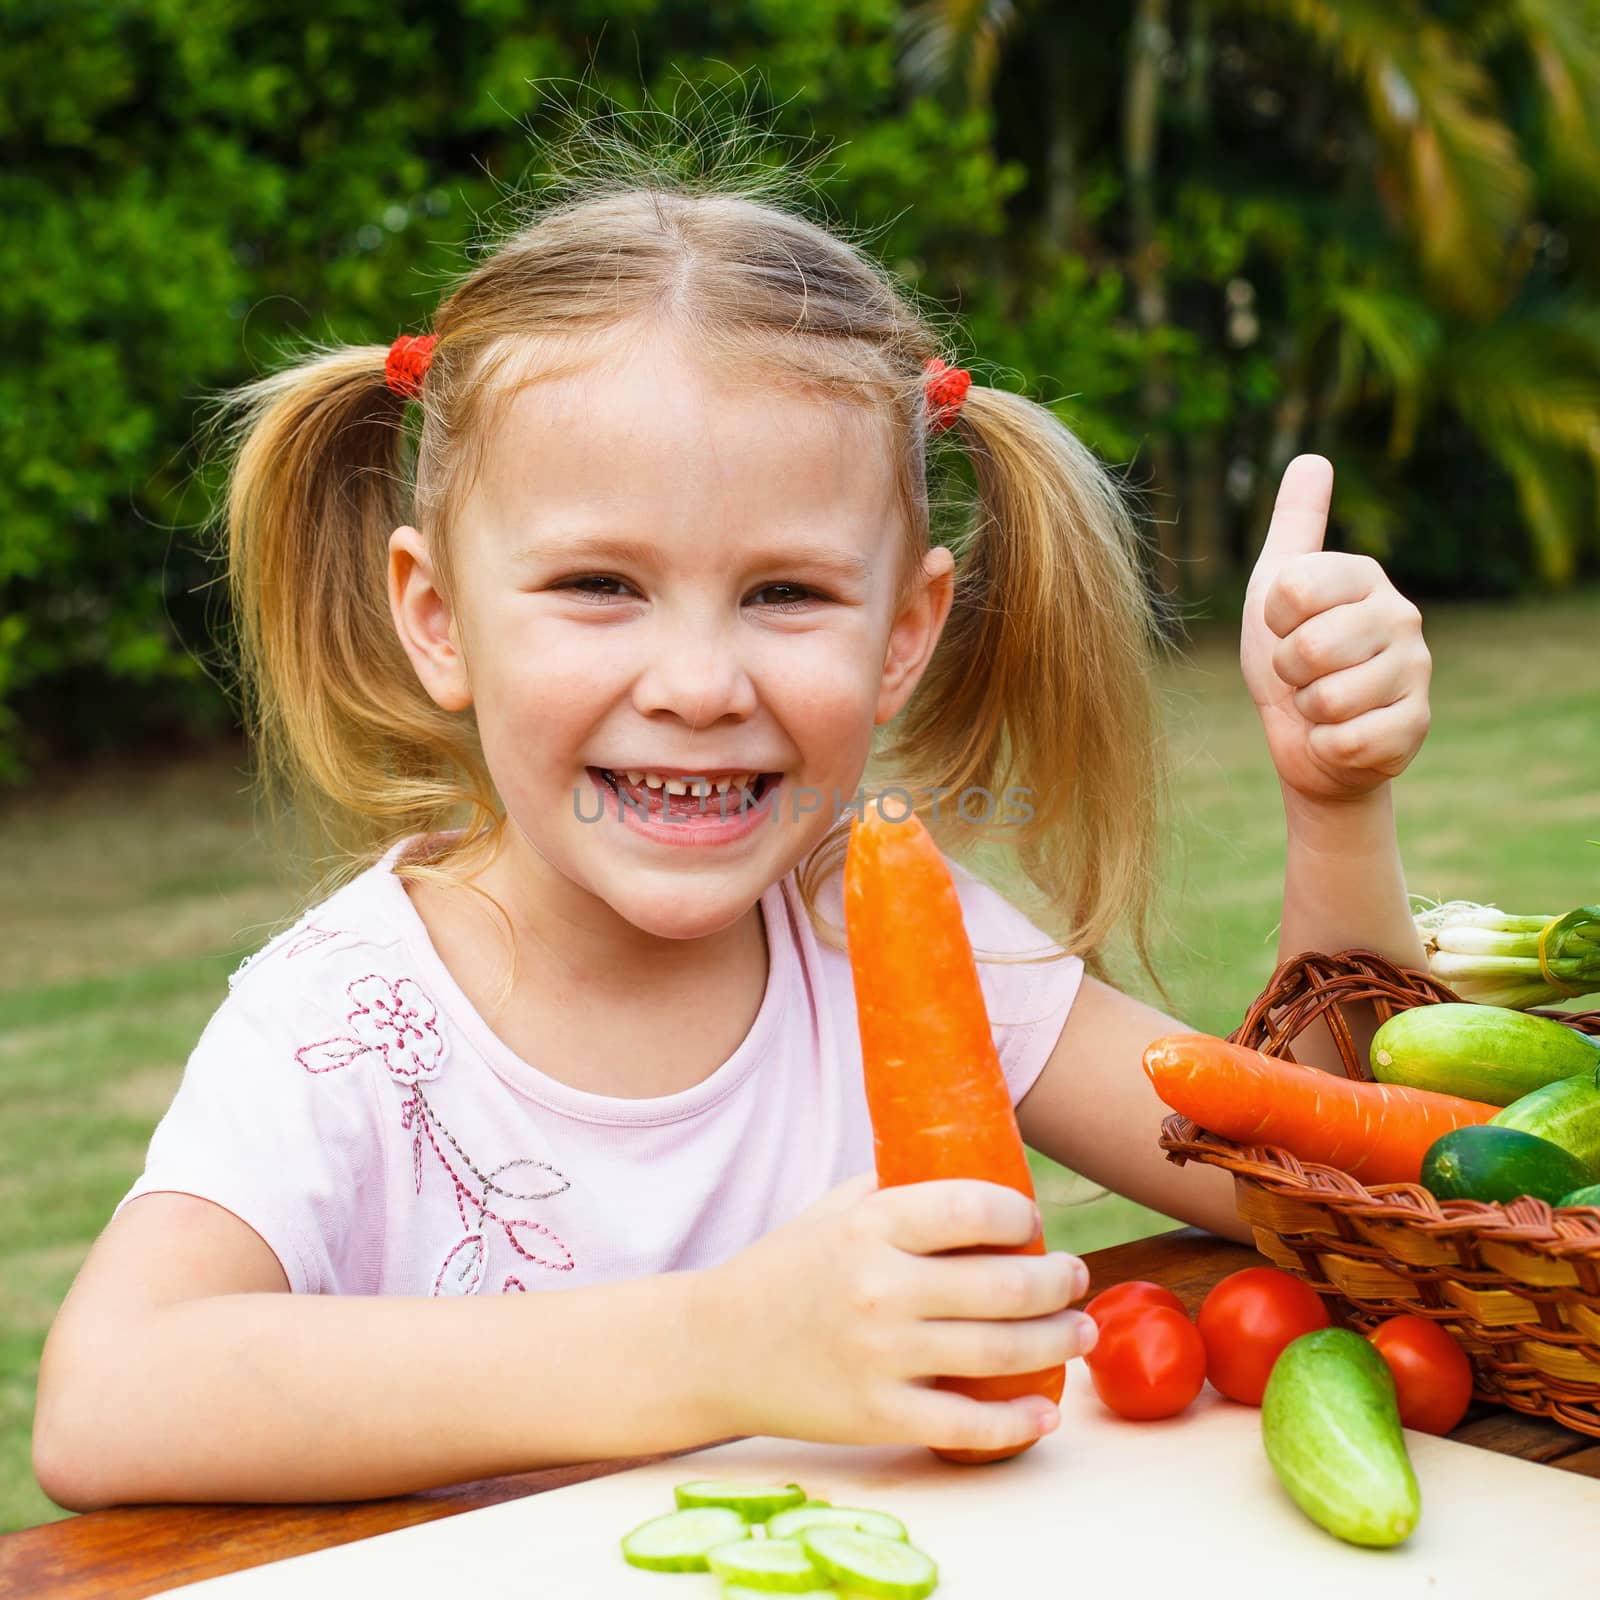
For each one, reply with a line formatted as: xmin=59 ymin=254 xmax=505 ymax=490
xmin=2 ymin=590 xmax=1596 ymax=1531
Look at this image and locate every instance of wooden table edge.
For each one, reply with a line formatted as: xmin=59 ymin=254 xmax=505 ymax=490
xmin=4 ymin=1227 xmax=1596 ymax=1598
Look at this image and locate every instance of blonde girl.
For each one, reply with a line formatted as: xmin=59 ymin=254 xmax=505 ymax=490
xmin=34 ymin=172 xmax=1432 ymax=1508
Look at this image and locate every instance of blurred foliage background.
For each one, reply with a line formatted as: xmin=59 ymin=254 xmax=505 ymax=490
xmin=7 ymin=0 xmax=1600 ymax=780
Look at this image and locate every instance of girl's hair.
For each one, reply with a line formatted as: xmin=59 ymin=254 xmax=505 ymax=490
xmin=208 ymin=149 xmax=1174 ymax=995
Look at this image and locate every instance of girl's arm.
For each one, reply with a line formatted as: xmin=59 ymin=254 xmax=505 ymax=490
xmin=1016 ymin=976 xmax=1255 ymax=1244
xmin=1019 ymin=457 xmax=1432 ymax=1242
xmin=34 ymin=1191 xmax=727 ymax=1508
xmin=38 ymin=1180 xmax=1096 ymax=1506
xmin=1242 ymin=456 xmax=1432 ymax=1070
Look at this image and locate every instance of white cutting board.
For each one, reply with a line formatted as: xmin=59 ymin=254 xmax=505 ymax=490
xmin=158 ymin=1363 xmax=1600 ymax=1598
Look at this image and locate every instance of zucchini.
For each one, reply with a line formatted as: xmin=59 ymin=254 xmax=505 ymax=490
xmin=1558 ymin=1184 xmax=1600 ymax=1208
xmin=1421 ymin=1124 xmax=1590 ymax=1205
xmin=1370 ymin=1003 xmax=1599 ymax=1106
xmin=1490 ymin=1069 xmax=1600 ymax=1180
xmin=1261 ymin=1327 xmax=1420 ymax=1548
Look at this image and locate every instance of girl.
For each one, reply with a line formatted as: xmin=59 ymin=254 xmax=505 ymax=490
xmin=33 ymin=180 xmax=1431 ymax=1510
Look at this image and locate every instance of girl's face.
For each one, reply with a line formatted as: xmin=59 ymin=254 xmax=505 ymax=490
xmin=390 ymin=332 xmax=953 ymax=944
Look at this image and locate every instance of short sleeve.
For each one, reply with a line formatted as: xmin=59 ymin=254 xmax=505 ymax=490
xmin=946 ymin=861 xmax=1085 ymax=1106
xmin=113 ymin=976 xmax=387 ymax=1295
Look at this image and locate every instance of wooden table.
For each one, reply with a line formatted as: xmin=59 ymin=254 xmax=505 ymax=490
xmin=6 ymin=1228 xmax=1599 ymax=1599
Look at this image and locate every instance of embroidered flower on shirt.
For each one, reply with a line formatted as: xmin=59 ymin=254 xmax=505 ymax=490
xmin=295 ymin=974 xmax=445 ymax=1083
xmin=296 ymin=970 xmax=575 ymax=1295
xmin=348 ymin=975 xmax=446 ymax=1081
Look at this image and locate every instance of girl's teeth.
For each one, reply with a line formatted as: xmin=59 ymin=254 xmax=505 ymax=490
xmin=612 ymin=769 xmax=766 ymax=794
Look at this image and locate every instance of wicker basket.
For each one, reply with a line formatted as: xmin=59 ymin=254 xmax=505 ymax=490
xmin=1157 ymin=950 xmax=1600 ymax=1437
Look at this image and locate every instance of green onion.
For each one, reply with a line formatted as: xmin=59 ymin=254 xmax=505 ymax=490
xmin=1413 ymin=901 xmax=1600 ymax=1008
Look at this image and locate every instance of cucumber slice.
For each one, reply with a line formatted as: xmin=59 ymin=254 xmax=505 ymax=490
xmin=675 ymin=1479 xmax=808 ymax=1521
xmin=767 ymin=1504 xmax=908 ymax=1542
xmin=800 ymin=1528 xmax=939 ymax=1598
xmin=706 ymin=1537 xmax=829 ymax=1591
xmin=620 ymin=1507 xmax=747 ymax=1571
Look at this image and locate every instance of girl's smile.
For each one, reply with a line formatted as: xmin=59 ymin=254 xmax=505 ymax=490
xmin=584 ymin=765 xmax=785 ymax=848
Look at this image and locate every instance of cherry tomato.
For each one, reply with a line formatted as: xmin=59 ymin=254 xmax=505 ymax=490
xmin=1084 ymin=1279 xmax=1188 ymax=1328
xmin=1196 ymin=1267 xmax=1331 ymax=1406
xmin=1368 ymin=1314 xmax=1475 ymax=1435
xmin=1084 ymin=1306 xmax=1207 ymax=1421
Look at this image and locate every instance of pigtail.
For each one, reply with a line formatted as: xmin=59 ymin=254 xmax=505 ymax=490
xmin=799 ymin=377 xmax=1175 ymax=993
xmin=906 ymin=383 xmax=1173 ymax=986
xmin=206 ymin=343 xmax=496 ymax=883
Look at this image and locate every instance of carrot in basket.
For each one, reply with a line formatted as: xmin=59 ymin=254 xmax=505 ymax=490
xmin=1143 ymin=1033 xmax=1499 ymax=1186
xmin=843 ymin=804 xmax=1062 ymax=1467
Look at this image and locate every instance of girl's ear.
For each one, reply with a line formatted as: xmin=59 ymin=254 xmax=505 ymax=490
xmin=389 ymin=526 xmax=472 ymax=712
xmin=875 ymin=543 xmax=955 ymax=726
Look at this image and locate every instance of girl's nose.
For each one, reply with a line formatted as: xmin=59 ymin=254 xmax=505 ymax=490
xmin=628 ymin=617 xmax=761 ymax=725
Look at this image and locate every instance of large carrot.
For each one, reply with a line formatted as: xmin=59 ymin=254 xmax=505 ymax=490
xmin=1144 ymin=1033 xmax=1499 ymax=1185
xmin=843 ymin=804 xmax=1062 ymax=1466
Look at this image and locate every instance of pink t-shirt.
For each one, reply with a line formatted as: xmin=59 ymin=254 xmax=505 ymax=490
xmin=116 ymin=841 xmax=1084 ymax=1298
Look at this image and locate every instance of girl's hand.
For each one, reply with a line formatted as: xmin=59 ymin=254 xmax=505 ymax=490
xmin=696 ymin=1173 xmax=1095 ymax=1456
xmin=1239 ymin=455 xmax=1432 ymax=802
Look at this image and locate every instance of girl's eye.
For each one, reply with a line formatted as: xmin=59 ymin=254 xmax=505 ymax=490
xmin=559 ymin=575 xmax=634 ymax=602
xmin=749 ymin=583 xmax=818 ymax=613
xmin=555 ymin=577 xmax=819 ymax=612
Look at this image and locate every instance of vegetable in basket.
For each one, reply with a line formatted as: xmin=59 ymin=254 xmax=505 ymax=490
xmin=1490 ymin=1069 xmax=1600 ymax=1180
xmin=1143 ymin=1033 xmax=1498 ymax=1185
xmin=1370 ymin=1002 xmax=1600 ymax=1105
xmin=1420 ymin=1124 xmax=1590 ymax=1205
xmin=1413 ymin=901 xmax=1600 ymax=1009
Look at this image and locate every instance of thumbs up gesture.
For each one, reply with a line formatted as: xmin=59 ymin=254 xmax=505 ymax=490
xmin=1240 ymin=456 xmax=1432 ymax=802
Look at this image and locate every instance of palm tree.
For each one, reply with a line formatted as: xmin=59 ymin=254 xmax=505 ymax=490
xmin=897 ymin=0 xmax=1600 ymax=589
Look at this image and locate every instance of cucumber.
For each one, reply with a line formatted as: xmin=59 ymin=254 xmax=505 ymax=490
xmin=674 ymin=1479 xmax=808 ymax=1521
xmin=1490 ymin=1069 xmax=1600 ymax=1179
xmin=620 ymin=1507 xmax=748 ymax=1571
xmin=1421 ymin=1124 xmax=1590 ymax=1204
xmin=1370 ymin=1003 xmax=1599 ymax=1105
xmin=1261 ymin=1327 xmax=1420 ymax=1548
xmin=766 ymin=1504 xmax=908 ymax=1541
xmin=706 ymin=1537 xmax=829 ymax=1592
xmin=799 ymin=1528 xmax=939 ymax=1599
xmin=1559 ymin=1184 xmax=1600 ymax=1208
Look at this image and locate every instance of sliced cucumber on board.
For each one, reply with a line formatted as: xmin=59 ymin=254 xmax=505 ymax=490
xmin=767 ymin=1504 xmax=909 ymax=1541
xmin=706 ymin=1537 xmax=830 ymax=1591
xmin=620 ymin=1507 xmax=748 ymax=1571
xmin=1370 ymin=1003 xmax=1599 ymax=1105
xmin=799 ymin=1528 xmax=939 ymax=1599
xmin=674 ymin=1479 xmax=808 ymax=1520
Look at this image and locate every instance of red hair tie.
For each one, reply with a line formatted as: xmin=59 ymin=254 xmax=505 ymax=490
xmin=924 ymin=357 xmax=971 ymax=434
xmin=385 ymin=333 xmax=437 ymax=400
